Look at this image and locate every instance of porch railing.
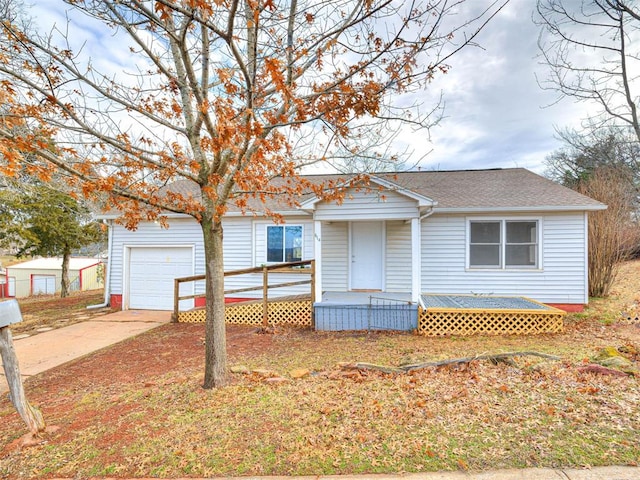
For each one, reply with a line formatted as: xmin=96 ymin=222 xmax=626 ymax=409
xmin=172 ymin=260 xmax=315 ymax=325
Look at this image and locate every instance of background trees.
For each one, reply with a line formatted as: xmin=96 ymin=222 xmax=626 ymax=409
xmin=0 ymin=0 xmax=508 ymax=388
xmin=536 ymin=0 xmax=640 ymax=141
xmin=544 ymin=128 xmax=640 ymax=297
xmin=574 ymin=166 xmax=639 ymax=297
xmin=544 ymin=127 xmax=640 ymax=188
xmin=0 ymin=181 xmax=105 ymax=297
xmin=537 ymin=0 xmax=640 ymax=295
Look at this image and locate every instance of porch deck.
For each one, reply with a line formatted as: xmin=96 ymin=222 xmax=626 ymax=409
xmin=421 ymin=294 xmax=552 ymax=310
xmin=418 ymin=294 xmax=565 ymax=336
xmin=176 ymin=291 xmax=564 ymax=336
xmin=176 ymin=294 xmax=313 ymax=326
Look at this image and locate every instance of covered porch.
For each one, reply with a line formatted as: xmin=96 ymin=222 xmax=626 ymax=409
xmin=300 ymin=177 xmax=435 ymax=305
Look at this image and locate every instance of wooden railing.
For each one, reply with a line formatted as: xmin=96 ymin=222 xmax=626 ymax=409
xmin=172 ymin=260 xmax=315 ymax=325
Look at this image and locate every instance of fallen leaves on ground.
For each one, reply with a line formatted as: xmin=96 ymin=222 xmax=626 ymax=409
xmin=1 ymin=262 xmax=639 ymax=477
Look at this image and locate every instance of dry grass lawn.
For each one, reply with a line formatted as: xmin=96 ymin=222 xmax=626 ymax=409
xmin=0 ymin=261 xmax=639 ymax=478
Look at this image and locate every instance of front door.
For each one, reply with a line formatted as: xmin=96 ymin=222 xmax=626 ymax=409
xmin=350 ymin=221 xmax=384 ymax=290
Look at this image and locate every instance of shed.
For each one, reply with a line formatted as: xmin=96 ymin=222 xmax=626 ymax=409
xmin=5 ymin=257 xmax=104 ymax=298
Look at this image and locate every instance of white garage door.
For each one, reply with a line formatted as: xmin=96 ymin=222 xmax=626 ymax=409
xmin=128 ymin=247 xmax=193 ymax=310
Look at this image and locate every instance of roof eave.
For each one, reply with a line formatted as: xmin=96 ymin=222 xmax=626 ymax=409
xmin=433 ymin=205 xmax=608 ymax=214
xmin=95 ymin=210 xmax=313 ymax=221
xmin=298 ymin=176 xmax=437 ymax=211
xmin=223 ymin=210 xmax=312 ymax=217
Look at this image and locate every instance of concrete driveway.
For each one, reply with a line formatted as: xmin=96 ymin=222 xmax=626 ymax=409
xmin=0 ymin=310 xmax=171 ymax=393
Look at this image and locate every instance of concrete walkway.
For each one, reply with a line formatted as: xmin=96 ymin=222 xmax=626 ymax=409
xmin=0 ymin=309 xmax=171 ymax=393
xmin=207 ymin=469 xmax=639 ymax=479
xmin=285 ymin=468 xmax=640 ymax=479
xmin=48 ymin=467 xmax=640 ymax=479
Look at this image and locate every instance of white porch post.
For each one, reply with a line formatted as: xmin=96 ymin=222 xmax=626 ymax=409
xmin=411 ymin=217 xmax=421 ymax=303
xmin=314 ymin=220 xmax=322 ymax=303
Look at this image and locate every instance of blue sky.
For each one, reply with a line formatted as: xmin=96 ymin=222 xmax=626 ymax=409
xmin=31 ymin=0 xmax=592 ymax=175
xmin=408 ymin=0 xmax=591 ymax=174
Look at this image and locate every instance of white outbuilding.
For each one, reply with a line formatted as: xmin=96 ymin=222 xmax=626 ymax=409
xmin=4 ymin=257 xmax=104 ymax=298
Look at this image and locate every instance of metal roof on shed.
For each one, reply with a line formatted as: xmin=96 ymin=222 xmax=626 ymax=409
xmin=7 ymin=257 xmax=101 ymax=271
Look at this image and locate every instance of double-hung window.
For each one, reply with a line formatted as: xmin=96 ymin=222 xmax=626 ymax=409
xmin=469 ymin=220 xmax=538 ymax=269
xmin=266 ymin=225 xmax=303 ymax=263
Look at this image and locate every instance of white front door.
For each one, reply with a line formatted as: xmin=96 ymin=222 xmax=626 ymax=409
xmin=350 ymin=221 xmax=384 ymax=290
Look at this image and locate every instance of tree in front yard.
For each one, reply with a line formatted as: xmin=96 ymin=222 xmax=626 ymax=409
xmin=0 ymin=181 xmax=105 ymax=297
xmin=0 ymin=0 xmax=509 ymax=388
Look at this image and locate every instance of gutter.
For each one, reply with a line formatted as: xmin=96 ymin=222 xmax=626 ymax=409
xmin=419 ymin=207 xmax=435 ymax=221
xmin=87 ymin=219 xmax=113 ymax=310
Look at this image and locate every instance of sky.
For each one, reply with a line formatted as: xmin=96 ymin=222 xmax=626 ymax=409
xmin=29 ymin=0 xmax=594 ymax=176
xmin=405 ymin=0 xmax=591 ymax=174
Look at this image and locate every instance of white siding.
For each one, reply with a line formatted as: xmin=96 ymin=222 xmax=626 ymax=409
xmin=321 ymin=220 xmax=412 ymax=293
xmin=385 ymin=220 xmax=412 ymax=292
xmin=110 ymin=216 xmax=315 ymax=301
xmin=421 ymin=212 xmax=588 ymax=304
xmin=223 ymin=217 xmax=253 ymax=270
xmin=224 ymin=216 xmax=313 ymax=298
xmin=314 ymin=188 xmax=419 ymax=220
xmin=321 ymin=222 xmax=349 ymax=291
xmin=110 ymin=217 xmax=204 ymax=298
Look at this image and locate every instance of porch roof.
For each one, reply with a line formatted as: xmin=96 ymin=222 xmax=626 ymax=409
xmin=299 ymin=175 xmax=437 ymax=211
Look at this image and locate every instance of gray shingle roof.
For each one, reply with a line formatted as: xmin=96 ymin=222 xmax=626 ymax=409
xmin=102 ymin=168 xmax=605 ymax=217
xmin=376 ymin=168 xmax=605 ymax=211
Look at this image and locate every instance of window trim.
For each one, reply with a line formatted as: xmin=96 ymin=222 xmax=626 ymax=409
xmin=264 ymin=224 xmax=304 ymax=264
xmin=466 ymin=217 xmax=542 ymax=271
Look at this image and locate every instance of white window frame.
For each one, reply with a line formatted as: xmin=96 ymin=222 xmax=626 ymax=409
xmin=467 ymin=218 xmax=542 ymax=270
xmin=265 ymin=224 xmax=304 ymax=264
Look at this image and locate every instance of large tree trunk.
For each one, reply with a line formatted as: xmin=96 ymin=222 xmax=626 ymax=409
xmin=0 ymin=327 xmax=45 ymax=435
xmin=60 ymin=248 xmax=71 ymax=298
xmin=201 ymin=218 xmax=228 ymax=389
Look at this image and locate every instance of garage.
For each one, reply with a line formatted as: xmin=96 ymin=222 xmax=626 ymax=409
xmin=127 ymin=246 xmax=194 ymax=310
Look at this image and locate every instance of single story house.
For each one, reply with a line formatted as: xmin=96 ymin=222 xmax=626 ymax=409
xmin=97 ymin=168 xmax=605 ymax=314
xmin=5 ymin=257 xmax=104 ymax=298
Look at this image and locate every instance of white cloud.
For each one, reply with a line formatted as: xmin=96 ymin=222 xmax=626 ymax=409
xmin=29 ymin=0 xmax=594 ymax=175
xmin=402 ymin=0 xmax=593 ymax=173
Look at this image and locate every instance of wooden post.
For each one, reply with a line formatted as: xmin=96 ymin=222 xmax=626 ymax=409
xmin=262 ymin=266 xmax=269 ymax=327
xmin=0 ymin=326 xmax=45 ymax=435
xmin=172 ymin=278 xmax=180 ymax=323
